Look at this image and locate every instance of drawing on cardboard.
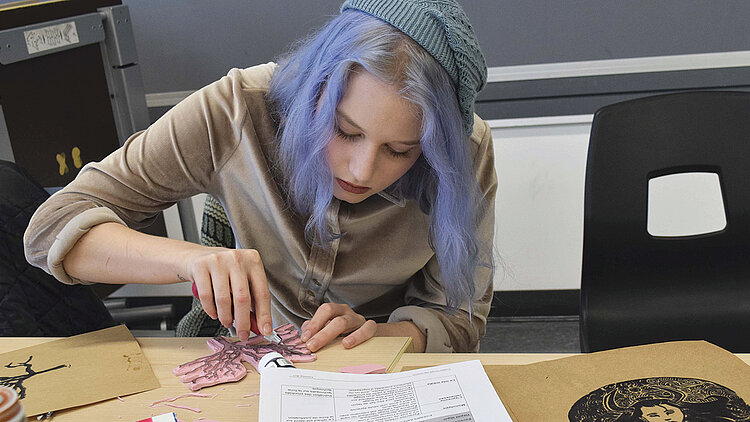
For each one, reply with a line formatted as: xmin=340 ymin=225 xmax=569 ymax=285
xmin=0 ymin=356 xmax=69 ymax=399
xmin=568 ymin=377 xmax=750 ymax=422
xmin=173 ymin=323 xmax=316 ymax=390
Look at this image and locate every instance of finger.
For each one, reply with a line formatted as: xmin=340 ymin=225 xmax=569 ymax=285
xmin=342 ymin=320 xmax=377 ymax=349
xmin=229 ymin=263 xmax=251 ymax=340
xmin=245 ymin=250 xmax=273 ymax=336
xmin=306 ymin=313 xmax=363 ymax=352
xmin=208 ymin=261 xmax=233 ymax=328
xmin=194 ymin=266 xmax=216 ymax=319
xmin=300 ymin=303 xmax=345 ymax=342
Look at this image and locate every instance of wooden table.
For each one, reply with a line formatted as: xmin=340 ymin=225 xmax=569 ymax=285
xmin=394 ymin=352 xmax=750 ymax=422
xmin=393 ymin=352 xmax=750 ymax=371
xmin=0 ymin=336 xmax=412 ymax=421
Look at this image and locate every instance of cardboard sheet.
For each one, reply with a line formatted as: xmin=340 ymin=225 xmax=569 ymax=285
xmin=0 ymin=325 xmax=159 ymax=416
xmin=485 ymin=341 xmax=750 ymax=421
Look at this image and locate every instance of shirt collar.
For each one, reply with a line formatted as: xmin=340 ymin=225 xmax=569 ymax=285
xmin=377 ymin=189 xmax=406 ymax=207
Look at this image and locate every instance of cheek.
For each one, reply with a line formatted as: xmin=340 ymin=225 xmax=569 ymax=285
xmin=325 ymin=139 xmax=345 ymax=169
xmin=384 ymin=154 xmax=421 ymax=183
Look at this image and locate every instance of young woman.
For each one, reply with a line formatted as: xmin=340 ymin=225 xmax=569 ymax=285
xmin=24 ymin=0 xmax=497 ymax=353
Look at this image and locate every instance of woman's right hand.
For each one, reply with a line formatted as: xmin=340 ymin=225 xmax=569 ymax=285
xmin=61 ymin=223 xmax=272 ymax=341
xmin=182 ymin=247 xmax=272 ymax=341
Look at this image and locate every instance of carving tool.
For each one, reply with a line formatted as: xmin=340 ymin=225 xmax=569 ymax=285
xmin=191 ymin=281 xmax=285 ymax=345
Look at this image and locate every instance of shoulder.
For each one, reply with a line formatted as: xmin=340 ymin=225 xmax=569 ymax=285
xmin=223 ymin=62 xmax=279 ymax=135
xmin=467 ymin=114 xmax=497 ymax=194
xmin=169 ymin=63 xmax=279 ymax=172
xmin=199 ymin=62 xmax=277 ymax=114
xmin=468 ymin=114 xmax=491 ymax=148
xmin=229 ymin=62 xmax=278 ymax=92
xmin=178 ymin=62 xmax=278 ymax=121
xmin=467 ymin=114 xmax=493 ymax=161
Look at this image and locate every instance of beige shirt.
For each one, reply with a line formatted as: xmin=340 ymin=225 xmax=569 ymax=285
xmin=24 ymin=63 xmax=497 ymax=352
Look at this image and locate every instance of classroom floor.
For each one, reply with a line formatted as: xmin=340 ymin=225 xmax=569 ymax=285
xmin=479 ymin=317 xmax=581 ymax=353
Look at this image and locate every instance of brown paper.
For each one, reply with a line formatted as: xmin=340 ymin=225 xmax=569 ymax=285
xmin=484 ymin=341 xmax=750 ymax=421
xmin=0 ymin=325 xmax=159 ymax=416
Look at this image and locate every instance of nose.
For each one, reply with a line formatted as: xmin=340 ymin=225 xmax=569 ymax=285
xmin=349 ymin=144 xmax=377 ymax=185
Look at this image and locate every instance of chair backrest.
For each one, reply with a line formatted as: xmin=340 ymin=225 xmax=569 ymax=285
xmin=200 ymin=195 xmax=235 ymax=249
xmin=580 ymin=91 xmax=750 ymax=352
xmin=0 ymin=160 xmax=114 ymax=336
xmin=175 ymin=194 xmax=234 ymax=337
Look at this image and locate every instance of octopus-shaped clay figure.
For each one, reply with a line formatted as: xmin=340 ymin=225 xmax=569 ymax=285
xmin=173 ymin=323 xmax=316 ymax=390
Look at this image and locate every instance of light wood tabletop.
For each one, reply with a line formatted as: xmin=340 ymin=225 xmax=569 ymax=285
xmin=393 ymin=352 xmax=750 ymax=372
xmin=0 ymin=336 xmax=412 ymax=422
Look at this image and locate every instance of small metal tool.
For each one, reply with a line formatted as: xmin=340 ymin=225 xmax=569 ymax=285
xmin=263 ymin=330 xmax=284 ymax=345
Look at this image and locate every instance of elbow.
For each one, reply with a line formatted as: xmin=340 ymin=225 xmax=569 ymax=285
xmin=23 ymin=221 xmax=49 ymax=273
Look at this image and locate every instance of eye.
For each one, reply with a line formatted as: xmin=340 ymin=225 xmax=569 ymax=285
xmin=385 ymin=146 xmax=411 ymax=159
xmin=335 ymin=125 xmax=361 ymax=141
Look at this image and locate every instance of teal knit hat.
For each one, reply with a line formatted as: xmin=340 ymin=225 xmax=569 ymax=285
xmin=340 ymin=0 xmax=487 ymax=137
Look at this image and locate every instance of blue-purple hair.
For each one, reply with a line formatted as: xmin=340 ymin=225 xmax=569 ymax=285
xmin=268 ymin=10 xmax=492 ymax=311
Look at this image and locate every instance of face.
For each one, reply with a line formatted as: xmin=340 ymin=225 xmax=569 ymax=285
xmin=326 ymin=69 xmax=422 ymax=203
xmin=638 ymin=404 xmax=684 ymax=422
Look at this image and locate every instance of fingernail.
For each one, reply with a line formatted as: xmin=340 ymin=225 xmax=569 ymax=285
xmin=264 ymin=323 xmax=272 ymax=336
xmin=301 ymin=330 xmax=310 ymax=342
xmin=342 ymin=338 xmax=353 ymax=347
xmin=306 ymin=340 xmax=317 ymax=351
xmin=239 ymin=331 xmax=249 ymax=340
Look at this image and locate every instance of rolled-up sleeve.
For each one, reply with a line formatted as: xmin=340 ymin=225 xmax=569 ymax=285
xmin=388 ymin=118 xmax=497 ymax=352
xmin=24 ymin=69 xmax=249 ymax=284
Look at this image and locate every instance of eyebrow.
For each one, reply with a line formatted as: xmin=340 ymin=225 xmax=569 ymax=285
xmin=336 ymin=109 xmax=421 ymax=146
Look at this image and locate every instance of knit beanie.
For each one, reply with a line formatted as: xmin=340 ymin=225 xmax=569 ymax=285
xmin=340 ymin=0 xmax=487 ymax=137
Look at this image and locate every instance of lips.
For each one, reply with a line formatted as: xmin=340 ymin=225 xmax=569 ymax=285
xmin=336 ymin=178 xmax=370 ymax=194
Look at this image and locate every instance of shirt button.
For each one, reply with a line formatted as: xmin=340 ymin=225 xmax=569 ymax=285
xmin=306 ymin=289 xmax=315 ymax=298
xmin=311 ymin=278 xmax=321 ymax=287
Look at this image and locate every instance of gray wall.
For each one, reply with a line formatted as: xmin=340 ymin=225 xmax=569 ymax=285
xmin=120 ymin=1 xmax=750 ymax=94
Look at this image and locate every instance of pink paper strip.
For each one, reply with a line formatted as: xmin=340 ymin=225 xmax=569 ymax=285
xmin=158 ymin=402 xmax=202 ymax=413
xmin=150 ymin=392 xmax=211 ymax=407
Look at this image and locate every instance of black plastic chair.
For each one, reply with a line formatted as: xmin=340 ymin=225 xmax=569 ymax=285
xmin=580 ymin=91 xmax=750 ymax=353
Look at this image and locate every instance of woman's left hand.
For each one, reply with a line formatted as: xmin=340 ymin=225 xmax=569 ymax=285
xmin=300 ymin=303 xmax=377 ymax=352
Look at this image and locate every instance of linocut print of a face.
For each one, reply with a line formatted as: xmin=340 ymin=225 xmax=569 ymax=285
xmin=569 ymin=377 xmax=750 ymax=422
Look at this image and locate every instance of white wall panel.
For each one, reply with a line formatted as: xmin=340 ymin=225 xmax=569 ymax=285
xmin=490 ymin=116 xmax=593 ymax=291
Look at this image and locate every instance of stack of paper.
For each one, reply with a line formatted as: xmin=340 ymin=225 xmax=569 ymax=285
xmin=259 ymin=360 xmax=511 ymax=421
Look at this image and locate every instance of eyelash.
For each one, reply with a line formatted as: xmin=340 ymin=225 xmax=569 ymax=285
xmin=334 ymin=126 xmax=411 ymax=159
xmin=334 ymin=125 xmax=360 ymax=141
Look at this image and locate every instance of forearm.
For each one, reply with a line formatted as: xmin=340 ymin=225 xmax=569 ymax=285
xmin=376 ymin=321 xmax=426 ymax=353
xmin=63 ymin=222 xmax=206 ymax=284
